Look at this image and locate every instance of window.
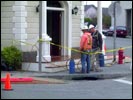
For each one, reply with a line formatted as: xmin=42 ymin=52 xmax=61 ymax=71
xmin=47 ymin=1 xmax=61 ymax=8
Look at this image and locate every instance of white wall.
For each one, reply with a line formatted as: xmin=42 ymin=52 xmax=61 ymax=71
xmin=1 ymin=1 xmax=15 ymax=49
xmin=25 ymin=1 xmax=39 ymax=51
xmin=111 ymin=1 xmax=132 ymax=27
xmin=72 ymin=1 xmax=83 ymax=48
xmin=1 ymin=1 xmax=83 ymax=51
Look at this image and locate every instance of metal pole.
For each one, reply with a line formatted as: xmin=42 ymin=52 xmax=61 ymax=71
xmin=113 ymin=2 xmax=116 ymax=62
xmin=39 ymin=1 xmax=42 ymax=72
xmin=131 ymin=9 xmax=132 ymax=37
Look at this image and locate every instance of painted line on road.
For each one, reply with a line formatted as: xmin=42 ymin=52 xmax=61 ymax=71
xmin=113 ymin=78 xmax=132 ymax=85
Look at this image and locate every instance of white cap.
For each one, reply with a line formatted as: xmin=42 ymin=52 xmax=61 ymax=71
xmin=88 ymin=24 xmax=95 ymax=30
xmin=81 ymin=25 xmax=88 ymax=30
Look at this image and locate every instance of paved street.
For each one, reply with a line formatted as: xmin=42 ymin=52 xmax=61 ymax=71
xmin=1 ymin=36 xmax=132 ymax=99
xmin=1 ymin=62 xmax=132 ymax=99
xmin=1 ymin=73 xmax=132 ymax=99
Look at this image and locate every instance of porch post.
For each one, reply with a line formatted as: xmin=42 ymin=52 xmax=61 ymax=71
xmin=36 ymin=1 xmax=52 ymax=62
xmin=97 ymin=1 xmax=106 ymax=55
xmin=68 ymin=1 xmax=72 ymax=57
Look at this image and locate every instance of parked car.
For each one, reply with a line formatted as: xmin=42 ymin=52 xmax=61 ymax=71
xmin=102 ymin=29 xmax=109 ymax=36
xmin=107 ymin=26 xmax=128 ymax=38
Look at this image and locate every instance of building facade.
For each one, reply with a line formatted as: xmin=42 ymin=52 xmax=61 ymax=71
xmin=1 ymin=1 xmax=84 ymax=62
xmin=111 ymin=1 xmax=132 ymax=36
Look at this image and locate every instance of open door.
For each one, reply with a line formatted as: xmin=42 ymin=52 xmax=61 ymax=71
xmin=47 ymin=10 xmax=61 ymax=56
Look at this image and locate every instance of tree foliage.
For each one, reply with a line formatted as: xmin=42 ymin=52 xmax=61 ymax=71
xmin=84 ymin=15 xmax=111 ymax=28
xmin=103 ymin=15 xmax=111 ymax=28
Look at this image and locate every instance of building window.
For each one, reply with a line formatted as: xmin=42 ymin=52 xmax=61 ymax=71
xmin=47 ymin=1 xmax=61 ymax=8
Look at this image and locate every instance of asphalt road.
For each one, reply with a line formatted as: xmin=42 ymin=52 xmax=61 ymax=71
xmin=1 ymin=73 xmax=132 ymax=99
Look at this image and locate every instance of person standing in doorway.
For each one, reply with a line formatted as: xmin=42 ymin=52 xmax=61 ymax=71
xmin=80 ymin=25 xmax=92 ymax=73
xmin=88 ymin=24 xmax=103 ymax=72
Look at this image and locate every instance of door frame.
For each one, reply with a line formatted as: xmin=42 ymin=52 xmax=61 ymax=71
xmin=46 ymin=1 xmax=72 ymax=57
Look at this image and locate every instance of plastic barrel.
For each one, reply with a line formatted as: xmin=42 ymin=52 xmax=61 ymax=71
xmin=69 ymin=59 xmax=75 ymax=74
xmin=99 ymin=53 xmax=104 ymax=67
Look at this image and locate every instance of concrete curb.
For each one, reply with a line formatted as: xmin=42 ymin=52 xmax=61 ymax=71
xmin=34 ymin=72 xmax=131 ymax=80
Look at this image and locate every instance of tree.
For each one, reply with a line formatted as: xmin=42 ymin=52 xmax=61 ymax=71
xmin=84 ymin=17 xmax=97 ymax=27
xmin=102 ymin=15 xmax=111 ymax=28
xmin=84 ymin=18 xmax=92 ymax=24
xmin=84 ymin=15 xmax=111 ymax=29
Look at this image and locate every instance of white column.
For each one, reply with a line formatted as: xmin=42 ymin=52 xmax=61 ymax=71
xmin=97 ymin=1 xmax=102 ymax=34
xmin=97 ymin=1 xmax=106 ymax=55
xmin=80 ymin=1 xmax=85 ymax=37
xmin=12 ymin=1 xmax=27 ymax=46
xmin=67 ymin=1 xmax=72 ymax=57
xmin=36 ymin=1 xmax=52 ymax=62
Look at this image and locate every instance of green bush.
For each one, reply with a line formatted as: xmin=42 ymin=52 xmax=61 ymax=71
xmin=84 ymin=18 xmax=92 ymax=23
xmin=1 ymin=46 xmax=22 ymax=70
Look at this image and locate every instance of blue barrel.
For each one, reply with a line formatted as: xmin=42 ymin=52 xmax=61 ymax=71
xmin=69 ymin=59 xmax=75 ymax=74
xmin=99 ymin=53 xmax=104 ymax=67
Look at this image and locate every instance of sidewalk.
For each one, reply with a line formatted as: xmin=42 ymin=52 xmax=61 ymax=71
xmin=1 ymin=62 xmax=132 ymax=84
xmin=1 ymin=54 xmax=132 ymax=84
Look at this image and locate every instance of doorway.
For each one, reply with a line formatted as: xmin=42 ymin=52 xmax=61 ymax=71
xmin=47 ymin=10 xmax=61 ymax=56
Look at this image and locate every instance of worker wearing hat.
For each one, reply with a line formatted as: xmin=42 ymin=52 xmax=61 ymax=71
xmin=80 ymin=25 xmax=92 ymax=73
xmin=88 ymin=24 xmax=103 ymax=72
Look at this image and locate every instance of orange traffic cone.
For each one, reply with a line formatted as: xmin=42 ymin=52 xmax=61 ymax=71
xmin=3 ymin=73 xmax=13 ymax=91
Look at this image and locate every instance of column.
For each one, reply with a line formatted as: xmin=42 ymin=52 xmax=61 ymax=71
xmin=68 ymin=1 xmax=72 ymax=57
xmin=36 ymin=1 xmax=52 ymax=62
xmin=97 ymin=1 xmax=106 ymax=55
xmin=80 ymin=1 xmax=85 ymax=37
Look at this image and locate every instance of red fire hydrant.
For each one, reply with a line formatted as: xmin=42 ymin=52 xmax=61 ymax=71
xmin=118 ymin=47 xmax=125 ymax=64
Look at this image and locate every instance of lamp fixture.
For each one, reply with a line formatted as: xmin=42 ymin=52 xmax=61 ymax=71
xmin=72 ymin=6 xmax=78 ymax=15
xmin=36 ymin=5 xmax=39 ymax=12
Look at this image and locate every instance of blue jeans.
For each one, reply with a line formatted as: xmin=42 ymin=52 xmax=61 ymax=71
xmin=81 ymin=50 xmax=91 ymax=73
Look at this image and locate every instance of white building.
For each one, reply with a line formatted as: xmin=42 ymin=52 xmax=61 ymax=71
xmin=1 ymin=1 xmax=84 ymax=60
xmin=1 ymin=1 xmax=103 ymax=72
xmin=111 ymin=1 xmax=132 ymax=36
